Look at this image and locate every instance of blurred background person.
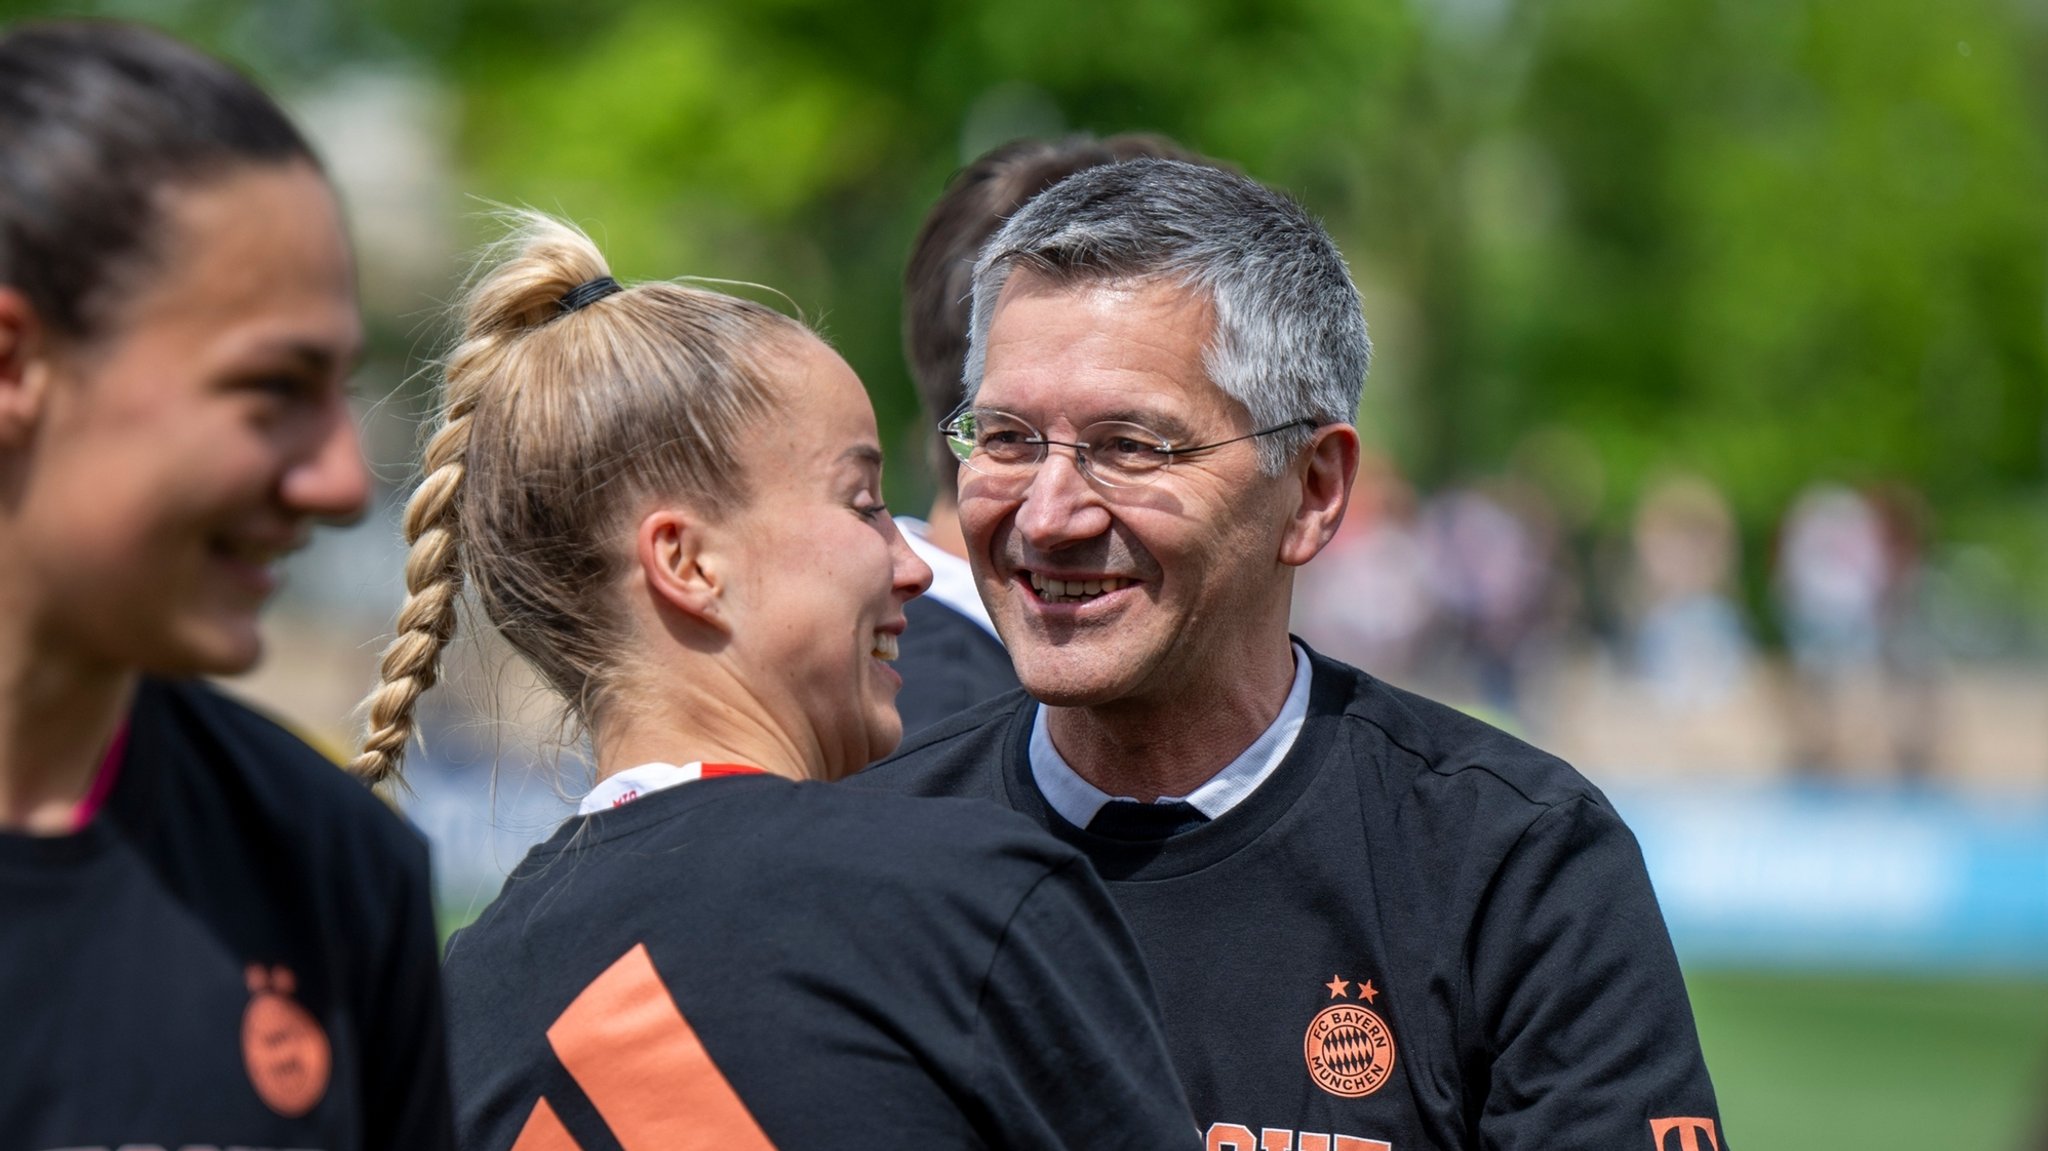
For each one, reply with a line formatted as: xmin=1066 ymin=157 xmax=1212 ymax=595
xmin=1291 ymin=450 xmax=1436 ymax=684
xmin=893 ymin=132 xmax=1203 ymax=738
xmin=354 ymin=212 xmax=1199 ymax=1150
xmin=1416 ymin=478 xmax=1561 ymax=722
xmin=1867 ymin=482 xmax=1943 ymax=778
xmin=1774 ymin=481 xmax=1945 ymax=778
xmin=1775 ymin=482 xmax=1892 ymax=773
xmin=1629 ymin=473 xmax=1757 ymax=713
xmin=0 ymin=19 xmax=450 ymax=1148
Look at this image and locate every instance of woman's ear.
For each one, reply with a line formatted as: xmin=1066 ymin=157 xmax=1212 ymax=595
xmin=636 ymin=506 xmax=728 ymax=632
xmin=0 ymin=289 xmax=50 ymax=449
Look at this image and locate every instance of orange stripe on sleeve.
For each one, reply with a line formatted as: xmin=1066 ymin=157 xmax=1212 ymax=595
xmin=508 ymin=1097 xmax=582 ymax=1151
xmin=547 ymin=943 xmax=778 ymax=1151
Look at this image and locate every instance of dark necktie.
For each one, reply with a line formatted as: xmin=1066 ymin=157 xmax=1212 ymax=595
xmin=1085 ymin=800 xmax=1210 ymax=841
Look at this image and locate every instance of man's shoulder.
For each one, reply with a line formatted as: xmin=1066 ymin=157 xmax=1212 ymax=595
xmin=851 ymin=688 xmax=1030 ymax=800
xmin=898 ymin=599 xmax=1014 ymax=681
xmin=894 ymin=600 xmax=1020 ymax=735
xmin=1306 ymin=646 xmax=1608 ymax=817
xmin=902 ymin=596 xmax=1001 ymax=648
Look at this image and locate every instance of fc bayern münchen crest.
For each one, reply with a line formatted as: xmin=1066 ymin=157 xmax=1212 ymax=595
xmin=1304 ymin=975 xmax=1395 ymax=1098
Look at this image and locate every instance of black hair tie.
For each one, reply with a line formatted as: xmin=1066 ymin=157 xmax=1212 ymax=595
xmin=559 ymin=276 xmax=622 ymax=314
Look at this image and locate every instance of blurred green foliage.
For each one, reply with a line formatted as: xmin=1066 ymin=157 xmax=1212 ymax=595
xmin=10 ymin=0 xmax=2047 ymax=640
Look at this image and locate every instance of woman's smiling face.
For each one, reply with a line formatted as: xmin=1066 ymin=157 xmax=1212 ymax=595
xmin=720 ymin=334 xmax=932 ymax=779
xmin=8 ymin=161 xmax=368 ymax=676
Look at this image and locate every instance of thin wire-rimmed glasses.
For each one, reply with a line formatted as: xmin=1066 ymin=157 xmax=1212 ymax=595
xmin=941 ymin=407 xmax=1315 ymax=488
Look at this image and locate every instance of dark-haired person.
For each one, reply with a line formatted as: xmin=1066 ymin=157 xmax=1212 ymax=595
xmin=854 ymin=159 xmax=1726 ymax=1149
xmin=356 ymin=211 xmax=1198 ymax=1151
xmin=0 ymin=21 xmax=452 ymax=1148
xmin=892 ymin=134 xmax=1204 ymax=738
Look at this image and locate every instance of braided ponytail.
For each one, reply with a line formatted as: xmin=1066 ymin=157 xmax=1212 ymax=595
xmin=348 ymin=394 xmax=477 ymax=784
xmin=351 ymin=210 xmax=802 ymax=787
xmin=350 ymin=212 xmax=613 ymax=785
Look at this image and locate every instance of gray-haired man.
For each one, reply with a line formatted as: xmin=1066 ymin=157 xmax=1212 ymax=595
xmin=854 ymin=160 xmax=1725 ymax=1150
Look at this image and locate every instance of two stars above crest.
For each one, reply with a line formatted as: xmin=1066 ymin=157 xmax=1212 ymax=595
xmin=1324 ymin=974 xmax=1379 ymax=1003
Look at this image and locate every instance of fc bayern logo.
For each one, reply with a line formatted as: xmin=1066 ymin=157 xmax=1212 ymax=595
xmin=242 ymin=964 xmax=331 ymax=1117
xmin=1304 ymin=1002 xmax=1395 ymax=1098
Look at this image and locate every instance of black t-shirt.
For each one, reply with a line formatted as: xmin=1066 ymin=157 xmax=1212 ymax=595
xmin=0 ymin=678 xmax=454 ymax=1151
xmin=896 ymin=598 xmax=1020 ymax=739
xmin=442 ymin=774 xmax=1199 ymax=1151
xmin=852 ymin=646 xmax=1728 ymax=1151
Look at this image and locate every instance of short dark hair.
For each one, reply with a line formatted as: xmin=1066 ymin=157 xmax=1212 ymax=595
xmin=902 ymin=133 xmax=1206 ymax=490
xmin=0 ymin=20 xmax=317 ymax=342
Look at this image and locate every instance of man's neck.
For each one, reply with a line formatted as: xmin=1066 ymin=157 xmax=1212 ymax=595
xmin=1043 ymin=636 xmax=1297 ymax=803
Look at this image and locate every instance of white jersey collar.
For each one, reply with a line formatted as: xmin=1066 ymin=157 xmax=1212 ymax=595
xmin=1030 ymin=643 xmax=1313 ymax=827
xmin=578 ymin=761 xmax=762 ymax=815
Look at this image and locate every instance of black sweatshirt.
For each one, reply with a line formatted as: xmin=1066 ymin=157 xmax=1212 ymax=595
xmin=853 ymin=645 xmax=1727 ymax=1151
xmin=896 ymin=596 xmax=1020 ymax=738
xmin=442 ymin=775 xmax=1200 ymax=1151
xmin=0 ymin=678 xmax=454 ymax=1151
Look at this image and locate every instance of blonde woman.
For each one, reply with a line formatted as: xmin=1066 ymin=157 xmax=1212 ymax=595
xmin=354 ymin=214 xmax=1197 ymax=1150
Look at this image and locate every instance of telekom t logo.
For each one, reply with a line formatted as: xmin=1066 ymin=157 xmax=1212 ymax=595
xmin=1650 ymin=1116 xmax=1720 ymax=1151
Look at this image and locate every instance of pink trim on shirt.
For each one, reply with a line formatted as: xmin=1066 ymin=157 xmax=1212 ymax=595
xmin=70 ymin=721 xmax=130 ymax=832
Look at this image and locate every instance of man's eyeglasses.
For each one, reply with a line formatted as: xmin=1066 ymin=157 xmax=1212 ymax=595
xmin=941 ymin=408 xmax=1314 ymax=488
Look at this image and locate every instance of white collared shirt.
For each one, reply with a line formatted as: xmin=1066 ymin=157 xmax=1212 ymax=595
xmin=1030 ymin=643 xmax=1313 ymax=828
xmin=895 ymin=517 xmax=1001 ymax=641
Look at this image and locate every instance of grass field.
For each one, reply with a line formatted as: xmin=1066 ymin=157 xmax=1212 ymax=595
xmin=1688 ymin=969 xmax=2048 ymax=1151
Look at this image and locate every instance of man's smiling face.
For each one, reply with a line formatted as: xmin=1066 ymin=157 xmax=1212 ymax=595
xmin=958 ymin=270 xmax=1303 ymax=710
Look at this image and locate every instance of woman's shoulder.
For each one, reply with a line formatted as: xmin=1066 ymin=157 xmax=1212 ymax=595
xmin=798 ymin=782 xmax=1077 ymax=869
xmin=618 ymin=779 xmax=1084 ymax=912
xmin=128 ymin=677 xmax=427 ymax=869
xmin=464 ymin=781 xmax=1097 ymax=986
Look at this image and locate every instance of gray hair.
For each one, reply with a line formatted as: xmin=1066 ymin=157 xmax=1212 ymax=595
xmin=964 ymin=158 xmax=1370 ymax=473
